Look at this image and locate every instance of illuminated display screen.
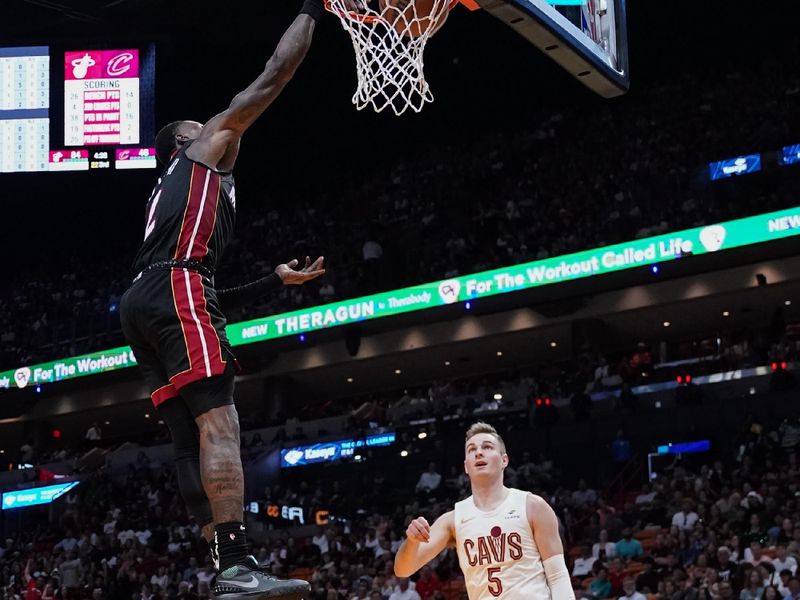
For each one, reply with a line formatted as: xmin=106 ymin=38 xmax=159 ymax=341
xmin=64 ymin=49 xmax=140 ymax=146
xmin=709 ymin=153 xmax=762 ymax=180
xmin=0 ymin=206 xmax=799 ymax=390
xmin=657 ymin=440 xmax=710 ymax=455
xmin=280 ymin=432 xmax=396 ymax=468
xmin=0 ymin=47 xmax=49 ymax=172
xmin=2 ymin=481 xmax=79 ymax=510
xmin=249 ymin=501 xmax=333 ymax=526
xmin=0 ymin=44 xmax=155 ymax=173
xmin=780 ymin=144 xmax=800 ymax=166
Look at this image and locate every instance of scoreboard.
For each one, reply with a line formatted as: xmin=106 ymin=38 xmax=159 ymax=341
xmin=0 ymin=47 xmax=48 ymax=172
xmin=64 ymin=49 xmax=141 ymax=146
xmin=0 ymin=43 xmax=156 ymax=173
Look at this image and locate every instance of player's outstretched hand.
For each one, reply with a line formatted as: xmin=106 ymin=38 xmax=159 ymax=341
xmin=275 ymin=256 xmax=326 ymax=285
xmin=406 ymin=516 xmax=431 ymax=543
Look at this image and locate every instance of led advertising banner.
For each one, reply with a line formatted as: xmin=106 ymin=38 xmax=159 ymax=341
xmin=2 ymin=481 xmax=79 ymax=510
xmin=1 ymin=206 xmax=799 ymax=391
xmin=225 ymin=206 xmax=800 ymax=345
xmin=708 ymin=154 xmax=762 ymax=180
xmin=656 ymin=440 xmax=710 ymax=455
xmin=780 ymin=144 xmax=800 ymax=167
xmin=280 ymin=432 xmax=396 ymax=468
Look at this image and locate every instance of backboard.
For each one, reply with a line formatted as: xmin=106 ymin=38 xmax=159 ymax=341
xmin=472 ymin=0 xmax=629 ymax=97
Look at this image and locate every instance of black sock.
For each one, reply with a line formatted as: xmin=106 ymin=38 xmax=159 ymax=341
xmin=215 ymin=521 xmax=248 ymax=571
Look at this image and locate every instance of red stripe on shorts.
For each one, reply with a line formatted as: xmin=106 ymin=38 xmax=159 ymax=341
xmin=169 ymin=269 xmax=226 ymax=391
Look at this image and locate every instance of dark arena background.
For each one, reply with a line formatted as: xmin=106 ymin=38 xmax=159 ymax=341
xmin=0 ymin=0 xmax=799 ymax=598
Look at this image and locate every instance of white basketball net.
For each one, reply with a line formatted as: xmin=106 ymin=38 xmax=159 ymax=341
xmin=325 ymin=0 xmax=454 ymax=116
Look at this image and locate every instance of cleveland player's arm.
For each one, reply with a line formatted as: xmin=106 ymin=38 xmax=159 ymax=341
xmin=395 ymin=512 xmax=455 ymax=577
xmin=527 ymin=494 xmax=575 ymax=600
xmin=186 ymin=2 xmax=325 ymax=171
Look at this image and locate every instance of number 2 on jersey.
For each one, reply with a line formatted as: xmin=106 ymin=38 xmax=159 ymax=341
xmin=488 ymin=567 xmax=503 ymax=597
xmin=144 ymin=189 xmax=162 ymax=241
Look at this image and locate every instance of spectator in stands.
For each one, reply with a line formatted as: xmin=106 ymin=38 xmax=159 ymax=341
xmin=352 ymin=580 xmax=370 ymax=600
xmin=615 ymin=529 xmax=644 ymax=559
xmin=414 ymin=566 xmax=441 ymax=600
xmin=630 ymin=343 xmax=653 ymax=377
xmin=715 ymin=547 xmax=737 ymax=582
xmin=312 ymin=528 xmax=330 ymax=555
xmin=763 ymin=585 xmax=783 ymax=600
xmin=672 ymin=500 xmax=699 ymax=531
xmin=589 ymin=567 xmax=612 ymax=600
xmin=593 ymin=529 xmax=617 ymax=560
xmin=620 ymin=576 xmax=647 ymax=600
xmin=740 ymin=569 xmax=764 ymax=600
xmin=415 ymin=463 xmax=442 ymax=495
xmin=572 ymin=479 xmax=598 ymax=508
xmin=389 ymin=577 xmax=420 ymax=600
xmin=58 ymin=550 xmax=82 ymax=590
xmin=775 ymin=570 xmax=793 ymax=597
xmin=54 ymin=531 xmax=78 ymax=554
xmin=19 ymin=440 xmax=35 ymax=464
xmin=786 ymin=578 xmax=800 ymax=600
xmin=635 ymin=558 xmax=660 ymax=594
xmin=743 ymin=542 xmax=771 ymax=568
xmin=635 ymin=483 xmax=657 ymax=506
xmin=718 ymin=582 xmax=736 ymax=600
xmin=607 ymin=557 xmax=626 ymax=595
xmin=85 ymin=422 xmax=101 ymax=444
xmin=573 ymin=545 xmax=596 ymax=578
xmin=743 ymin=513 xmax=770 ymax=547
xmin=772 ymin=545 xmax=798 ymax=576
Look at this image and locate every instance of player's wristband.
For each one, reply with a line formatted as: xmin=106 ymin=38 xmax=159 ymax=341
xmin=300 ymin=0 xmax=326 ymax=22
xmin=217 ymin=273 xmax=283 ymax=312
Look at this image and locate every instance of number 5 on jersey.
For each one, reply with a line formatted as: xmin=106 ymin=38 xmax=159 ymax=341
xmin=488 ymin=567 xmax=503 ymax=597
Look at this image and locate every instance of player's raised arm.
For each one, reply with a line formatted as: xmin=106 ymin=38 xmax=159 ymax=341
xmin=527 ymin=494 xmax=575 ymax=600
xmin=187 ymin=0 xmax=331 ymax=170
xmin=395 ymin=512 xmax=455 ymax=578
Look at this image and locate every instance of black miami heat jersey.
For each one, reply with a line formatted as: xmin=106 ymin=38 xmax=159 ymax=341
xmin=121 ymin=142 xmax=237 ymax=407
xmin=131 ymin=143 xmax=236 ymax=275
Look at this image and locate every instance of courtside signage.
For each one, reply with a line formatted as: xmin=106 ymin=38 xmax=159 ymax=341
xmin=2 ymin=481 xmax=79 ymax=510
xmin=2 ymin=207 xmax=799 ymax=390
xmin=280 ymin=432 xmax=396 ymax=468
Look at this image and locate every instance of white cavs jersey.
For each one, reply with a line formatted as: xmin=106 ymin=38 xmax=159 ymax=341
xmin=454 ymin=488 xmax=550 ymax=599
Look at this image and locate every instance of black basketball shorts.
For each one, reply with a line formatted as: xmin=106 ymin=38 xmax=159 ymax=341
xmin=120 ymin=268 xmax=237 ymax=410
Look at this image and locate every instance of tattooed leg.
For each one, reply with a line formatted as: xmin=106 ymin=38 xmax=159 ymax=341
xmin=195 ymin=405 xmax=244 ymax=524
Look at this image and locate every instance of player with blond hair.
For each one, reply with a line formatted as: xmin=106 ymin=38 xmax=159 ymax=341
xmin=395 ymin=422 xmax=575 ymax=600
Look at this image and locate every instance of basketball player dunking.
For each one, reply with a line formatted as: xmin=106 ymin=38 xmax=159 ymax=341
xmin=395 ymin=423 xmax=575 ymax=600
xmin=119 ymin=0 xmax=360 ymax=598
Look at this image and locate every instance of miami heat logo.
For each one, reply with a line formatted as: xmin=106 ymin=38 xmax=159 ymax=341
xmin=71 ymin=53 xmax=96 ymax=79
xmin=463 ymin=526 xmax=523 ymax=567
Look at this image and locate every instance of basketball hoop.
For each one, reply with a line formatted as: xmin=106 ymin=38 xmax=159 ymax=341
xmin=325 ymin=0 xmax=459 ymax=115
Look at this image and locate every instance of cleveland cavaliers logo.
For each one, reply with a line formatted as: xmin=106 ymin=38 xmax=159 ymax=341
xmin=107 ymin=52 xmax=134 ymax=76
xmin=463 ymin=526 xmax=523 ymax=567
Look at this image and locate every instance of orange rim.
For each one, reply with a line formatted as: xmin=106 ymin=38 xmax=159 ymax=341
xmin=324 ymin=0 xmax=384 ymax=23
xmin=325 ymin=0 xmax=462 ymax=24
